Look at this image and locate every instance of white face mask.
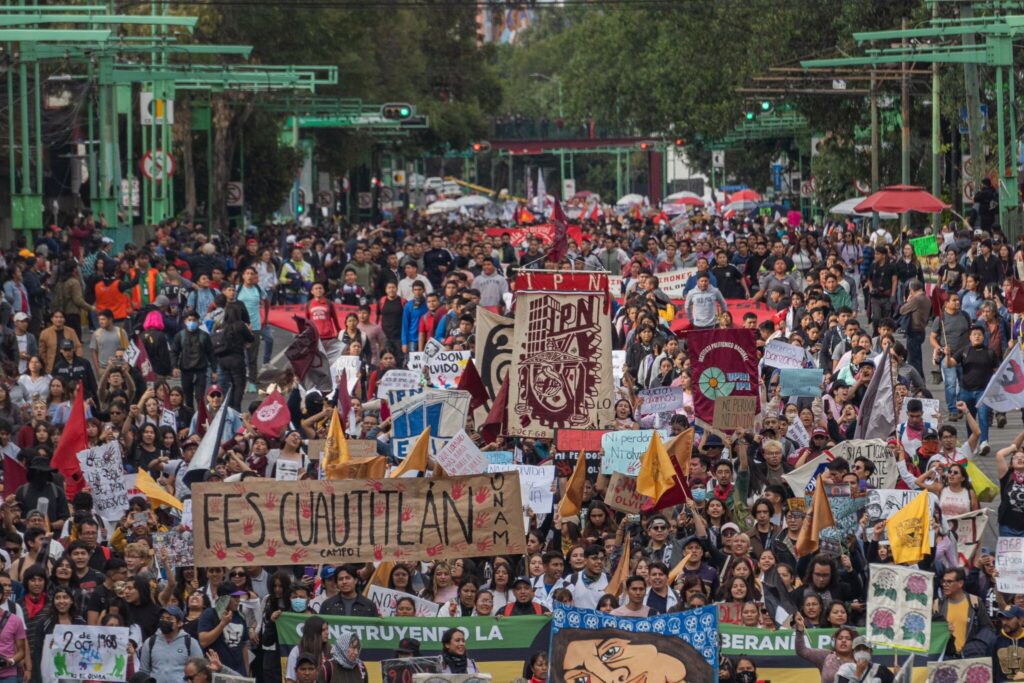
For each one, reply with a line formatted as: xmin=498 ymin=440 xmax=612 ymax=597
xmin=853 ymin=650 xmax=872 ymax=663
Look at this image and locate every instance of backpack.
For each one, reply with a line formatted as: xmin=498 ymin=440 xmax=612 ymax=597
xmin=210 ymin=324 xmax=231 ymax=357
xmin=145 ymin=631 xmax=196 ymax=666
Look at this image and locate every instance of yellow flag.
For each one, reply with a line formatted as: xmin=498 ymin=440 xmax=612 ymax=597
xmin=557 ymin=450 xmax=587 ymax=518
xmin=134 ymin=469 xmax=184 ymax=511
xmin=636 ymin=431 xmax=676 ymax=502
xmin=796 ymin=476 xmax=835 ymax=557
xmin=323 ymin=408 xmax=349 ymax=470
xmin=605 ymin=533 xmax=631 ymax=596
xmin=668 ymin=428 xmax=694 ymax=474
xmin=362 ymin=561 xmax=394 ymax=596
xmin=389 ymin=426 xmax=431 ymax=478
xmin=886 ymin=490 xmax=931 ymax=564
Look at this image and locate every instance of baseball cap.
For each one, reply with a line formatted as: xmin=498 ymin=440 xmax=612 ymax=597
xmin=721 ymin=522 xmax=741 ymax=535
xmin=59 ymin=339 xmax=75 ymax=351
xmin=13 ymin=312 xmax=28 ymax=322
xmin=922 ymin=429 xmax=939 ymax=442
xmin=396 ymin=638 xmax=421 ymax=656
xmin=511 ymin=576 xmax=532 ymax=589
xmin=160 ymin=606 xmax=185 ymax=620
xmin=812 ymin=428 xmax=828 ymax=437
xmin=852 ymin=636 xmax=872 ymax=651
xmin=100 ymin=236 xmax=114 ymax=245
xmin=1000 ymin=606 xmax=1024 ymax=619
xmin=971 ymin=322 xmax=986 ymax=332
xmin=320 ymin=566 xmax=337 ymax=580
xmin=207 ymin=384 xmax=224 ymax=397
xmin=295 ymin=652 xmax=318 ymax=667
xmin=17 ymin=249 xmax=33 ymax=259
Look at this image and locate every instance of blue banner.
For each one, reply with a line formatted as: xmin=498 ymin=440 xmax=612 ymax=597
xmin=388 ymin=388 xmax=471 ymax=458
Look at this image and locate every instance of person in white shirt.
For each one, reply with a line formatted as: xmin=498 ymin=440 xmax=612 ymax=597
xmin=397 ymin=262 xmax=433 ymax=300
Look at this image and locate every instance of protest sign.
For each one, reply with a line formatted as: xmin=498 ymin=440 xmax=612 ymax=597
xmin=998 ymin=536 xmax=1024 ymax=593
xmin=389 ymin=389 xmax=471 ymax=459
xmin=654 ymin=267 xmax=699 ymax=298
xmin=690 ymin=329 xmax=759 ymax=424
xmin=829 ymin=439 xmax=897 ymax=489
xmin=926 ymin=658 xmax=993 ymax=683
xmin=550 ymin=605 xmax=717 ymax=681
xmin=152 ymin=529 xmax=194 ymax=569
xmin=509 ymin=291 xmax=614 ymax=438
xmin=604 ymin=473 xmax=645 ymax=513
xmin=76 ymin=442 xmax=129 ymax=521
xmin=407 ymin=352 xmax=426 ymax=373
xmin=486 ymin=464 xmax=554 ymax=513
xmin=782 ymin=454 xmax=831 ymax=495
xmin=434 ymin=429 xmax=488 ymax=475
xmin=307 ymin=439 xmax=377 ymax=461
xmin=212 ymin=675 xmax=253 ymax=683
xmin=366 ymin=585 xmax=441 ymax=617
xmin=910 ymin=234 xmax=939 ymax=257
xmin=380 ymin=658 xmax=441 ymax=681
xmin=553 ymin=429 xmax=606 ymax=480
xmin=712 ymin=396 xmax=757 ymax=432
xmin=947 ymin=509 xmax=990 ymax=566
xmin=428 ymin=350 xmax=471 ymax=389
xmin=779 ymin=368 xmax=823 ymax=397
xmin=47 ymin=625 xmax=130 ymax=681
xmin=612 ymin=350 xmax=626 ymax=384
xmin=192 ymin=474 xmax=526 ymax=566
xmin=485 ymin=450 xmax=515 ymax=465
xmin=276 ymin=613 xmax=550 ymax=683
xmin=160 ymin=408 xmax=177 ymax=429
xmin=637 ymin=386 xmax=685 ymax=416
xmin=474 ymin=307 xmax=513 ymax=417
xmin=864 ymin=489 xmax=936 ymax=544
xmin=786 ymin=419 xmax=810 ymax=448
xmin=330 ymin=356 xmax=361 ymax=393
xmin=377 ymin=370 xmax=422 ymax=399
xmin=866 ymin=564 xmax=933 ymax=652
xmin=763 ymin=339 xmax=806 ymax=369
xmin=601 ymin=430 xmax=659 ymax=476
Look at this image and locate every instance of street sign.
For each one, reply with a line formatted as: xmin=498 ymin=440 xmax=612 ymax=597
xmin=380 ymin=187 xmax=395 ymax=203
xmin=800 ymin=179 xmax=816 ymax=198
xmin=357 ymin=192 xmax=372 ymax=209
xmin=119 ymin=178 xmax=140 ymax=208
xmin=959 ymin=105 xmax=989 ymax=135
xmin=140 ymin=150 xmax=175 ymax=182
xmin=391 ymin=170 xmax=405 ymax=185
xmin=225 ymin=181 xmax=244 ymax=207
xmin=562 ymin=179 xmax=576 ymax=200
xmin=140 ymin=92 xmax=174 ymax=125
xmin=317 ymin=190 xmax=333 ymax=207
xmin=712 ymin=150 xmax=725 ymax=169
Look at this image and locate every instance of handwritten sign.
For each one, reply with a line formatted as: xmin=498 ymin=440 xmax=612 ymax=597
xmin=47 ymin=625 xmax=130 ymax=681
xmin=763 ymin=339 xmax=806 ymax=369
xmin=998 ymin=537 xmax=1024 ymax=593
xmin=76 ymin=442 xmax=129 ymax=521
xmin=554 ymin=429 xmax=606 ymax=480
xmin=331 ymin=356 xmax=361 ymax=392
xmin=435 ymin=429 xmax=488 ymax=476
xmin=191 ymin=475 xmax=526 ymax=566
xmin=428 ymin=351 xmax=471 ymax=389
xmin=829 ymin=439 xmax=897 ymax=489
xmin=712 ymin=396 xmax=757 ymax=431
xmin=637 ymin=386 xmax=685 ymax=416
xmin=486 ymin=464 xmax=554 ymax=514
xmin=898 ymin=398 xmax=941 ymax=425
xmin=786 ymin=419 xmax=810 ymax=448
xmin=612 ymin=350 xmax=626 ymax=384
xmin=655 ymin=267 xmax=699 ymax=298
xmin=377 ymin=369 xmax=422 ymax=399
xmin=601 ymin=430 xmax=659 ymax=476
xmin=604 ymin=473 xmax=645 ymax=513
xmin=366 ymin=585 xmax=441 ymax=617
xmin=407 ymin=352 xmax=426 ymax=373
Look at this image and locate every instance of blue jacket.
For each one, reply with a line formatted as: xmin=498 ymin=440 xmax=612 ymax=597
xmin=401 ymin=298 xmax=428 ymax=348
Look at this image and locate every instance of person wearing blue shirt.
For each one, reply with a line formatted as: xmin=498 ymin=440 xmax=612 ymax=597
xmin=401 ymin=280 xmax=429 ymax=353
xmin=236 ymin=266 xmax=268 ymax=393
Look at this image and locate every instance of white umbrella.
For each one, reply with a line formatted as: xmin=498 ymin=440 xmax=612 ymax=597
xmin=830 ymin=197 xmax=899 ymax=220
xmin=425 ymin=199 xmax=459 ymax=215
xmin=456 ymin=195 xmax=493 ymax=208
xmin=664 ymin=191 xmax=703 ymax=203
xmin=722 ymin=199 xmax=758 ymax=214
xmin=616 ymin=193 xmax=644 ymax=207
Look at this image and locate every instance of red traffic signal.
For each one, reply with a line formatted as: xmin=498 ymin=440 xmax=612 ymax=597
xmin=640 ymin=142 xmax=650 ymax=151
xmin=674 ymin=138 xmax=686 ymax=147
xmin=471 ymin=141 xmax=491 ymax=153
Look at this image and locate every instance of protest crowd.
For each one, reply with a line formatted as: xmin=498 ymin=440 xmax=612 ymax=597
xmin=0 ymin=196 xmax=1022 ymax=683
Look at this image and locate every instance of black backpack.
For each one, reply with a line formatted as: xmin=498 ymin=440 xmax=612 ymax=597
xmin=210 ymin=324 xmax=231 ymax=357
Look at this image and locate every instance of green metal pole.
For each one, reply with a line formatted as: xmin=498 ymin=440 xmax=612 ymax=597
xmin=996 ymin=65 xmax=1006 ymax=229
xmin=87 ymin=62 xmax=98 ymax=208
xmin=239 ymin=128 xmax=245 ymax=229
xmin=507 ymin=152 xmax=513 ymax=198
xmin=900 ymin=17 xmax=910 ymax=231
xmin=126 ymin=86 xmax=133 ymax=226
xmin=661 ymin=147 xmax=667 ymax=201
xmin=616 ymin=150 xmax=622 ymax=198
xmin=18 ymin=62 xmax=30 ymax=195
xmin=961 ymin=2 xmax=986 ymax=183
xmin=931 ymin=2 xmax=941 ymax=234
xmin=207 ymin=101 xmax=213 ymax=235
xmin=871 ymin=70 xmax=880 ymax=233
xmin=33 ymin=61 xmax=42 ymax=196
xmin=1007 ymin=60 xmax=1020 ymax=240
xmin=7 ymin=64 xmax=15 ymax=200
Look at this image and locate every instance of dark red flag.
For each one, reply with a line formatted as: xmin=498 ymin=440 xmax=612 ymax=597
xmin=336 ymin=369 xmax=353 ymax=428
xmin=457 ymin=358 xmax=489 ymax=414
xmin=480 ymin=375 xmax=509 ymax=444
xmin=547 ymin=197 xmax=570 ymax=263
xmin=3 ymin=455 xmax=26 ymax=497
xmin=250 ymin=389 xmax=291 ymax=439
xmin=1009 ymin=279 xmax=1024 ymax=314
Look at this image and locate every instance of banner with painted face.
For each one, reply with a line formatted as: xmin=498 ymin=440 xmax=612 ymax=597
xmin=509 ymin=291 xmax=614 ymax=438
xmin=276 ymin=613 xmax=550 ymax=683
xmin=688 ymin=328 xmax=759 ymax=426
xmin=191 ymin=474 xmax=526 ymax=567
xmin=549 ymin=605 xmax=718 ymax=683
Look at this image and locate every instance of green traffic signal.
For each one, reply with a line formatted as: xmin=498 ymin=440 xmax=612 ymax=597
xmin=760 ymin=100 xmax=772 ymax=111
xmin=745 ymin=111 xmax=755 ymax=121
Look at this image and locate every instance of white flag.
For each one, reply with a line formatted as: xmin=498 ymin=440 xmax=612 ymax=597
xmin=184 ymin=388 xmax=232 ymax=487
xmin=536 ymin=170 xmax=547 ymax=217
xmin=980 ymin=344 xmax=1024 ymax=412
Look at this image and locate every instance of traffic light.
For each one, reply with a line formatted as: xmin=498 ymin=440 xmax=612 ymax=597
xmin=380 ymin=103 xmax=413 ymax=120
xmin=744 ymin=110 xmax=755 ymax=121
xmin=674 ymin=138 xmax=686 ymax=147
xmin=296 ymin=188 xmax=305 ymax=214
xmin=760 ymin=100 xmax=774 ymax=114
xmin=472 ymin=141 xmax=491 ymax=153
xmin=640 ymin=142 xmax=650 ymax=151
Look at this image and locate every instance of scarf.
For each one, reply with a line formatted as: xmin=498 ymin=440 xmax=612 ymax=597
xmin=24 ymin=592 xmax=45 ymax=619
xmin=331 ymin=632 xmax=360 ymax=670
xmin=442 ymin=649 xmax=469 ymax=674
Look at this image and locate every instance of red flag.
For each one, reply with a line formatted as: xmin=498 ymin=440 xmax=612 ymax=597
xmin=195 ymin=391 xmax=210 ymax=438
xmin=519 ymin=207 xmax=536 ymax=224
xmin=457 ymin=358 xmax=489 ymax=414
xmin=336 ymin=369 xmax=353 ymax=428
xmin=51 ymin=388 xmax=87 ymax=498
xmin=588 ymin=203 xmax=600 ymax=222
xmin=2 ymin=455 xmax=26 ymax=497
xmin=480 ymin=375 xmax=509 ymax=444
xmin=547 ymin=198 xmax=570 ymax=263
xmin=1009 ymin=279 xmax=1024 ymax=314
xmin=250 ymin=389 xmax=291 ymax=439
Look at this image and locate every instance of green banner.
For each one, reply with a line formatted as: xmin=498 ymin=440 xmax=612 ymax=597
xmin=910 ymin=234 xmax=940 ymax=257
xmin=276 ymin=613 xmax=550 ymax=683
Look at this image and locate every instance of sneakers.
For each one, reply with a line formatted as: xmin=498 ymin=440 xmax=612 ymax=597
xmin=978 ymin=441 xmax=991 ymax=457
xmin=997 ymin=413 xmax=1007 ymax=428
xmin=246 ymin=382 xmax=258 ymax=394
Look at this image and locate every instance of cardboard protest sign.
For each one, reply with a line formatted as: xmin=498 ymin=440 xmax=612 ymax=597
xmin=407 ymin=352 xmax=426 ymax=373
xmin=786 ymin=420 xmax=810 ymax=448
xmin=829 ymin=439 xmax=898 ymax=489
xmin=191 ymin=474 xmax=526 ymax=566
xmin=428 ymin=350 xmax=471 ymax=389
xmin=434 ymin=429 xmax=488 ymax=476
xmin=366 ymin=585 xmax=441 ymax=617
xmin=601 ymin=430 xmax=660 ymax=476
xmin=330 ymin=356 xmax=360 ymax=393
xmin=376 ymin=369 xmax=421 ymax=399
xmin=998 ymin=536 xmax=1024 ymax=593
xmin=612 ymin=350 xmax=626 ymax=384
xmin=553 ymin=429 xmax=606 ymax=480
xmin=76 ymin=442 xmax=129 ymax=521
xmin=763 ymin=339 xmax=806 ymax=369
xmin=45 ymin=625 xmax=130 ymax=681
xmin=604 ymin=473 xmax=646 ymax=513
xmin=712 ymin=396 xmax=757 ymax=432
xmin=637 ymin=386 xmax=685 ymax=416
xmin=486 ymin=464 xmax=554 ymax=514
xmin=652 ymin=267 xmax=698 ymax=298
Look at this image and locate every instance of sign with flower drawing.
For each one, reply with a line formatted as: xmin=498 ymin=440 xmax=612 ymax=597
xmin=867 ymin=564 xmax=933 ymax=652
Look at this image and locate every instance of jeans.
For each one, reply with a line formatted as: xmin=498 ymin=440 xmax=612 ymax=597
xmin=942 ymin=364 xmax=962 ymax=416
xmin=959 ymin=387 xmax=990 ymax=442
xmin=1001 ymin=525 xmax=1024 ymax=537
xmin=180 ymin=368 xmax=207 ymax=411
xmin=283 ymin=292 xmax=308 ymax=305
xmin=261 ymin=326 xmax=274 ymax=364
xmin=907 ymin=329 xmax=925 ymax=378
xmin=245 ymin=333 xmax=262 ymax=384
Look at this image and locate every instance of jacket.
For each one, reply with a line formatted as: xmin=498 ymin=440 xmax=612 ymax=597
xmin=401 ymin=299 xmax=428 ymax=349
xmin=171 ymin=328 xmax=214 ymax=371
xmin=317 ymin=593 xmax=379 ymax=618
xmin=0 ymin=330 xmax=36 ymax=368
xmin=38 ymin=326 xmax=82 ymax=373
xmin=51 ymin=277 xmax=94 ymax=316
xmin=138 ymin=630 xmax=203 ymax=683
xmin=933 ymin=592 xmax=994 ymax=657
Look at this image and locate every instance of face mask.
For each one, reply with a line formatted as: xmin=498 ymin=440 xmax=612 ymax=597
xmin=736 ymin=672 xmax=757 ymax=683
xmin=692 ymin=488 xmax=707 ymax=502
xmin=291 ymin=598 xmax=308 ymax=612
xmin=158 ymin=620 xmax=175 ymax=635
xmin=853 ymin=650 xmax=872 ymax=663
xmin=186 ymin=321 xmax=198 ymax=332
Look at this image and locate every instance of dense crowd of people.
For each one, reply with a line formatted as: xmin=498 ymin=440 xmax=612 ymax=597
xmin=0 ymin=207 xmax=1019 ymax=682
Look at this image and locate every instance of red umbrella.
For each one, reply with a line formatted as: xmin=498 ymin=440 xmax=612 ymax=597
xmin=728 ymin=189 xmax=761 ymax=203
xmin=853 ymin=185 xmax=949 ymax=214
xmin=670 ymin=196 xmax=704 ymax=207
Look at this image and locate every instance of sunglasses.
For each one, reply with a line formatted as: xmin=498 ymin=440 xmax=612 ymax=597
xmin=230 ymin=572 xmax=246 ymax=578
xmin=208 ymin=393 xmax=223 ymax=398
xmin=649 ymin=525 xmax=668 ymax=531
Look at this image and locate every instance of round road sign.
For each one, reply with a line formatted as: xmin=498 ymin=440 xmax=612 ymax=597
xmin=140 ymin=150 xmax=176 ymax=182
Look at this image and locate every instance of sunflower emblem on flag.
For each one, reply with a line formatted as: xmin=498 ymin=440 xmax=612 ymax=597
xmin=698 ymin=367 xmax=735 ymax=399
